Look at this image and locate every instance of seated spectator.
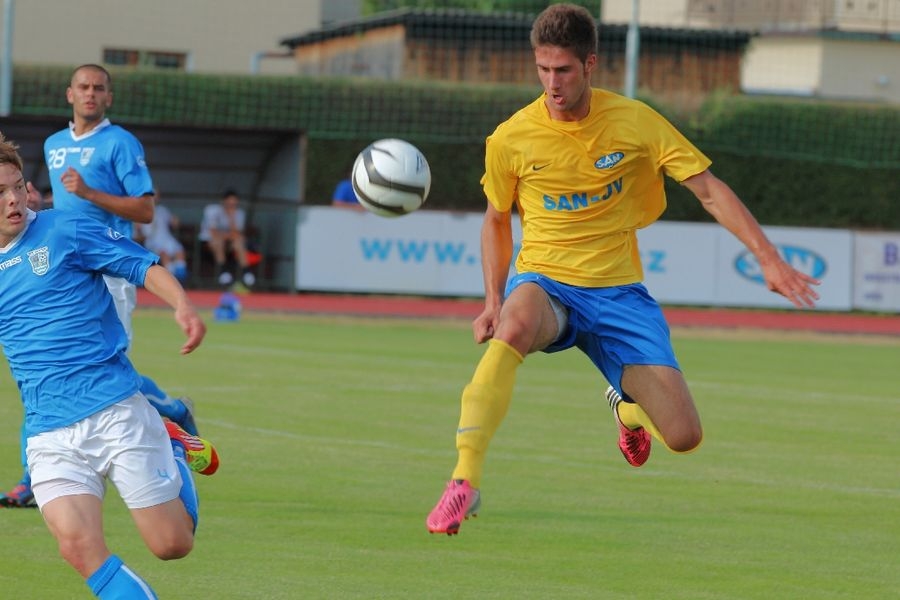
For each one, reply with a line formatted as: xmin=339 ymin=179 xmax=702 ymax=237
xmin=137 ymin=190 xmax=188 ymax=282
xmin=199 ymin=189 xmax=256 ymax=288
xmin=331 ymin=172 xmax=364 ymax=210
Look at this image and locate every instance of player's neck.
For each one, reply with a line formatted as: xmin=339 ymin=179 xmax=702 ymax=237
xmin=545 ymin=86 xmax=592 ymax=122
xmin=72 ymin=115 xmax=106 ymax=137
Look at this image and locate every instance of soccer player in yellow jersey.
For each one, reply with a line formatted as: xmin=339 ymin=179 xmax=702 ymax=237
xmin=427 ymin=3 xmax=820 ymax=536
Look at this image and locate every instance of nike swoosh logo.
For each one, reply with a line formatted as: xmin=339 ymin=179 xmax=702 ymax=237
xmin=532 ymin=164 xmax=550 ymax=171
xmin=457 ymin=426 xmax=481 ymax=434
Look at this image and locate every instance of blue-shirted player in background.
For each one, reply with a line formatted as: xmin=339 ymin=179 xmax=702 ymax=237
xmin=1 ymin=64 xmax=199 ymax=507
xmin=0 ymin=132 xmax=218 ymax=598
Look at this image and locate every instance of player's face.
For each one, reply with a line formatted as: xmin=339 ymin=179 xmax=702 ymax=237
xmin=0 ymin=164 xmax=28 ymax=245
xmin=67 ymin=68 xmax=113 ymax=122
xmin=535 ymin=45 xmax=596 ymax=122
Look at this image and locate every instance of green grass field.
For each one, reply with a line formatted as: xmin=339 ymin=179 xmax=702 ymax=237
xmin=1 ymin=310 xmax=898 ymax=599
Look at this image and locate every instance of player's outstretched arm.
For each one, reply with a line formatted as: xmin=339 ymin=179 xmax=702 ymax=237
xmin=142 ymin=264 xmax=206 ymax=354
xmin=682 ymin=170 xmax=820 ymax=308
xmin=474 ymin=204 xmax=514 ymax=343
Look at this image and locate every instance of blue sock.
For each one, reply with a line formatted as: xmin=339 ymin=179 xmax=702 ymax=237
xmin=171 ymin=444 xmax=200 ymax=532
xmin=140 ymin=375 xmax=187 ymax=423
xmin=86 ymin=554 xmax=158 ymax=599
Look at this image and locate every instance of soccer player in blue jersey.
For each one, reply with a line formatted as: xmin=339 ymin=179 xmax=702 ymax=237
xmin=0 ymin=133 xmax=218 ymax=598
xmin=426 ymin=3 xmax=821 ymax=535
xmin=0 ymin=64 xmax=198 ymax=507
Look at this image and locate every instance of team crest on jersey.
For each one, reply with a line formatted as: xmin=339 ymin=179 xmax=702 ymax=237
xmin=106 ymin=227 xmax=124 ymax=240
xmin=80 ymin=148 xmax=95 ymax=166
xmin=27 ymin=247 xmax=50 ymax=276
xmin=594 ymin=152 xmax=624 ymax=169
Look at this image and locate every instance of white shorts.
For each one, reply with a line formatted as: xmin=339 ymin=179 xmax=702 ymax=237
xmin=27 ymin=394 xmax=183 ymax=511
xmin=145 ymin=234 xmax=184 ymax=257
xmin=103 ymin=275 xmax=137 ymax=348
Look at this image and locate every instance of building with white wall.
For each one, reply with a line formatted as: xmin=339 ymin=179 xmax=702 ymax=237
xmin=602 ymin=0 xmax=900 ymax=102
xmin=0 ymin=0 xmax=343 ymax=74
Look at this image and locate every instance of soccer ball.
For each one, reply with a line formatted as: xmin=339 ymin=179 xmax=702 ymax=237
xmin=351 ymin=138 xmax=431 ymax=217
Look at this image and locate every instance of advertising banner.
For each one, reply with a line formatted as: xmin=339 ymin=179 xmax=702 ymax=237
xmin=295 ymin=207 xmax=520 ymax=296
xmin=297 ymin=208 xmax=857 ymax=311
xmin=853 ymin=232 xmax=900 ymax=312
xmin=713 ymin=225 xmax=853 ymax=311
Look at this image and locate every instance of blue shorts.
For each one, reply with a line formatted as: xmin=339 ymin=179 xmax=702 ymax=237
xmin=506 ymin=272 xmax=680 ymax=393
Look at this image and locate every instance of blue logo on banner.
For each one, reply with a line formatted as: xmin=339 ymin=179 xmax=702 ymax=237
xmin=735 ymin=245 xmax=827 ymax=284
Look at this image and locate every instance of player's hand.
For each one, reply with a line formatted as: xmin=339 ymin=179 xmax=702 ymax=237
xmin=761 ymin=258 xmax=820 ymax=308
xmin=60 ymin=167 xmax=92 ymax=199
xmin=472 ymin=305 xmax=500 ymax=344
xmin=25 ymin=182 xmax=43 ymax=211
xmin=175 ymin=307 xmax=207 ymax=354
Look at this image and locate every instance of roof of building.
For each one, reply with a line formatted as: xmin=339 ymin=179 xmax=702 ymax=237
xmin=280 ymin=8 xmax=754 ymax=49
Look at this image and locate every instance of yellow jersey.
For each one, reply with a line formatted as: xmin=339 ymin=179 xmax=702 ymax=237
xmin=482 ymin=88 xmax=711 ymax=287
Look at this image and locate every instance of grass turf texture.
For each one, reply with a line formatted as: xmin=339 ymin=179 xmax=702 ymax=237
xmin=1 ymin=310 xmax=898 ymax=599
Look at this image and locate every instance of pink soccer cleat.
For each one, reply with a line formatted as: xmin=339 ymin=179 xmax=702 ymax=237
xmin=606 ymin=386 xmax=651 ymax=467
xmin=426 ymin=479 xmax=481 ymax=535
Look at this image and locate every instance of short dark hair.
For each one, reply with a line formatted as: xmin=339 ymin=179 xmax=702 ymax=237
xmin=71 ymin=63 xmax=112 ymax=87
xmin=530 ymin=3 xmax=598 ymax=64
xmin=0 ymin=132 xmax=24 ymax=172
xmin=222 ymin=188 xmax=239 ymax=199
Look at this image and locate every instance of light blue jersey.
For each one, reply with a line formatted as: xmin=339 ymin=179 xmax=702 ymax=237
xmin=0 ymin=210 xmax=158 ymax=438
xmin=44 ymin=119 xmax=154 ymax=239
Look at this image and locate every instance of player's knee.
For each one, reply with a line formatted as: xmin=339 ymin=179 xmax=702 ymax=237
xmin=152 ymin=538 xmax=193 ymax=561
xmin=666 ymin=424 xmax=703 ymax=453
xmin=57 ymin=543 xmax=85 ymax=573
xmin=56 ymin=535 xmax=107 ymax=577
xmin=495 ymin=314 xmax=545 ymax=354
xmin=147 ymin=529 xmax=194 ymax=560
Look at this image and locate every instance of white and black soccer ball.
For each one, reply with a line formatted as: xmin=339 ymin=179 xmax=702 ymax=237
xmin=351 ymin=138 xmax=431 ymax=217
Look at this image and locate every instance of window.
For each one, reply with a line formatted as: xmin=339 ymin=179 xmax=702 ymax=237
xmin=103 ymin=48 xmax=188 ymax=70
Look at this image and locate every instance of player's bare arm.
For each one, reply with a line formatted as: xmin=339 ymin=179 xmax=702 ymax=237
xmin=142 ymin=264 xmax=206 ymax=354
xmin=683 ymin=169 xmax=820 ymax=308
xmin=474 ymin=204 xmax=514 ymax=343
xmin=61 ymin=167 xmax=155 ymax=223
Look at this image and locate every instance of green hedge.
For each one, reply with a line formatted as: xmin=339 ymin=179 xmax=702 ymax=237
xmin=12 ymin=66 xmax=899 ymax=228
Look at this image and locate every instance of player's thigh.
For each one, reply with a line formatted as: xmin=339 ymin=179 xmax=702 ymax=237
xmin=41 ymin=492 xmax=104 ymax=543
xmin=131 ymin=497 xmax=194 ymax=559
xmin=622 ymin=364 xmax=702 ymax=449
xmin=40 ymin=493 xmax=110 ymax=576
xmin=495 ymin=282 xmax=561 ymax=354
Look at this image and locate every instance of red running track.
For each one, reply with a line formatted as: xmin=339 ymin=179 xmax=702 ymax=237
xmin=137 ymin=289 xmax=900 ymax=336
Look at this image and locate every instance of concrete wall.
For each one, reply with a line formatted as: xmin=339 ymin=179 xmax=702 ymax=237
xmin=742 ymin=35 xmax=900 ymax=102
xmin=742 ymin=36 xmax=824 ymax=96
xmin=604 ymin=0 xmax=900 ymax=32
xmin=820 ymin=38 xmax=900 ymax=102
xmin=0 ymin=0 xmax=321 ymax=74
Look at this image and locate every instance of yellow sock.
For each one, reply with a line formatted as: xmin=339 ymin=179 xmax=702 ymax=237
xmin=616 ymin=401 xmax=667 ymax=448
xmin=451 ymin=339 xmax=523 ymax=488
xmin=617 ymin=401 xmax=704 ymax=454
